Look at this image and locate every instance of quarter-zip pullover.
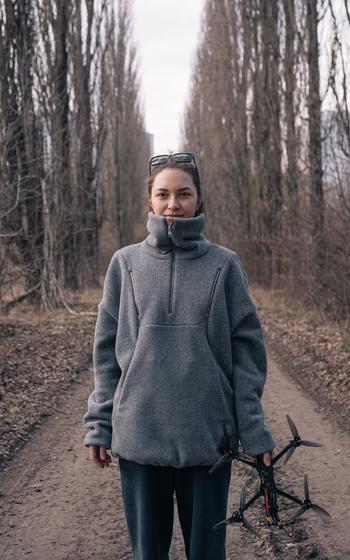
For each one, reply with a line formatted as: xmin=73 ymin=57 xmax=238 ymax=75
xmin=83 ymin=212 xmax=276 ymax=467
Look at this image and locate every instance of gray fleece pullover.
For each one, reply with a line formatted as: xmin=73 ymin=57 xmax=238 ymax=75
xmin=83 ymin=211 xmax=276 ymax=467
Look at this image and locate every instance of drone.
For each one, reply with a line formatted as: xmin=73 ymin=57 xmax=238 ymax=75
xmin=209 ymin=415 xmax=331 ymax=537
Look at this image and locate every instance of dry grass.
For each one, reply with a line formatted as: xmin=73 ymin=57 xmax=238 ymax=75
xmin=0 ymin=286 xmax=102 ymax=325
xmin=252 ymin=284 xmax=349 ymax=332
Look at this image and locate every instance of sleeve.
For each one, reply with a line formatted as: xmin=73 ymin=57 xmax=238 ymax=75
xmin=82 ymin=252 xmax=123 ymax=449
xmin=226 ymin=253 xmax=276 ymax=456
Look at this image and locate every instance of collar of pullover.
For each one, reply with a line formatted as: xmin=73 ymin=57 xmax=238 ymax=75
xmin=141 ymin=211 xmax=211 ymax=259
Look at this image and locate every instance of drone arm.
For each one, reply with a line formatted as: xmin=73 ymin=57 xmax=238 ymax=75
xmin=271 ymin=442 xmax=294 ymax=465
xmin=276 ymin=488 xmax=303 ymax=506
xmin=243 ymin=489 xmax=263 ymax=511
xmin=235 ymin=456 xmax=257 ymax=467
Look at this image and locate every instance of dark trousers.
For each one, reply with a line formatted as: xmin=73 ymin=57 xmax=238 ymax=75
xmin=118 ymin=458 xmax=232 ymax=560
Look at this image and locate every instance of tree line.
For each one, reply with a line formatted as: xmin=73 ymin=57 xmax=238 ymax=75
xmin=182 ymin=0 xmax=350 ymax=322
xmin=0 ymin=0 xmax=149 ymax=310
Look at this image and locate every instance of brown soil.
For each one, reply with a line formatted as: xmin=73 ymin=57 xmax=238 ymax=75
xmin=0 ymin=309 xmax=95 ymax=468
xmin=0 ymin=290 xmax=349 ymax=559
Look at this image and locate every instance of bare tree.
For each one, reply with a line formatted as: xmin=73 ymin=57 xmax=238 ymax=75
xmin=182 ymin=0 xmax=350 ymax=320
xmin=283 ymin=0 xmax=299 ymax=231
xmin=0 ymin=0 xmax=149 ymax=310
xmin=306 ymin=0 xmax=324 ymax=269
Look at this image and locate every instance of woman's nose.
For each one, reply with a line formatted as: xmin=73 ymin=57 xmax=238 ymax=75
xmin=168 ymin=197 xmax=180 ymax=209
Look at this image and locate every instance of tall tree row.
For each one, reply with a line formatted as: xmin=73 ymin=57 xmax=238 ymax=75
xmin=0 ymin=0 xmax=149 ymax=310
xmin=182 ymin=0 xmax=350 ymax=320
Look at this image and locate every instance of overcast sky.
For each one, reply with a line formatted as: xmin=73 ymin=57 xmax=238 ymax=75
xmin=132 ymin=0 xmax=205 ymax=155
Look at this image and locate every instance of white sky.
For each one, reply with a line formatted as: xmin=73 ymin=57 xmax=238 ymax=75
xmin=132 ymin=0 xmax=205 ymax=155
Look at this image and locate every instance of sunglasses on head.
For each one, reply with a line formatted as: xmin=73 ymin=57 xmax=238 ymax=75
xmin=149 ymin=152 xmax=198 ymax=176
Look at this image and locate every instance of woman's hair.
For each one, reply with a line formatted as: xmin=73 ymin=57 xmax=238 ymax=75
xmin=146 ymin=155 xmax=205 ymax=215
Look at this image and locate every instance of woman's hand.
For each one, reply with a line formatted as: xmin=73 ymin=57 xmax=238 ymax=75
xmin=89 ymin=445 xmax=112 ymax=468
xmin=262 ymin=450 xmax=272 ymax=466
xmin=254 ymin=450 xmax=274 ymax=466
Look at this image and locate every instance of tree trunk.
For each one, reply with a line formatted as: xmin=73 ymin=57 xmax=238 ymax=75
xmin=283 ymin=0 xmax=299 ymax=234
xmin=306 ymin=0 xmax=324 ymax=268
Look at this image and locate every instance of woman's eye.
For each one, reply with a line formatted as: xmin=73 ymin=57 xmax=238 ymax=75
xmin=156 ymin=192 xmax=191 ymax=197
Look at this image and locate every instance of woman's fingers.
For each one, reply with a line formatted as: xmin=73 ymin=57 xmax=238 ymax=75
xmin=253 ymin=450 xmax=274 ymax=465
xmin=263 ymin=449 xmax=274 ymax=466
xmin=263 ymin=451 xmax=271 ymax=466
xmin=89 ymin=445 xmax=103 ymax=467
xmin=100 ymin=447 xmax=112 ymax=465
xmin=89 ymin=445 xmax=112 ymax=468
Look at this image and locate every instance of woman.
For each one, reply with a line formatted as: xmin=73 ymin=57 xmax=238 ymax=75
xmin=83 ymin=152 xmax=276 ymax=560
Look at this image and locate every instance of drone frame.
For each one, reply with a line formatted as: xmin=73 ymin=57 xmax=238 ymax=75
xmin=209 ymin=414 xmax=331 ymax=537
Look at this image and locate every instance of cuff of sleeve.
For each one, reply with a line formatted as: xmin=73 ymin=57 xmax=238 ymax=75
xmin=239 ymin=426 xmax=276 ymax=456
xmin=83 ymin=426 xmax=112 ymax=450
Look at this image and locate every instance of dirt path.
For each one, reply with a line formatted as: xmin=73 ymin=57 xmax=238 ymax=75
xmin=0 ymin=355 xmax=349 ymax=560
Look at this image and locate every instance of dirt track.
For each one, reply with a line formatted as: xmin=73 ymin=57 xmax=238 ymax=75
xmin=0 ymin=354 xmax=349 ymax=560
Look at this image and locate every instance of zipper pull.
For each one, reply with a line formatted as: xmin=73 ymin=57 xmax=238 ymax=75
xmin=167 ymin=222 xmax=172 ymax=237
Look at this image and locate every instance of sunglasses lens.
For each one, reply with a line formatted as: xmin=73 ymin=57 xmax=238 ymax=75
xmin=174 ymin=154 xmax=193 ymax=164
xmin=150 ymin=156 xmax=168 ymax=168
xmin=149 ymin=153 xmax=198 ymax=175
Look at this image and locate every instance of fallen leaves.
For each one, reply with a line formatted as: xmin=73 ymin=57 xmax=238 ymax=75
xmin=253 ymin=287 xmax=350 ymax=433
xmin=0 ymin=314 xmax=95 ymax=469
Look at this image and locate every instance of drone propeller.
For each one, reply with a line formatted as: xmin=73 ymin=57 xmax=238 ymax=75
xmin=241 ymin=515 xmax=260 ymax=536
xmin=284 ymin=415 xmax=322 ymax=465
xmin=208 ymin=451 xmax=233 ymax=475
xmin=238 ymin=487 xmax=261 ymax=535
xmin=208 ymin=448 xmax=256 ymax=475
xmin=213 ymin=487 xmax=260 ymax=537
xmin=284 ymin=474 xmax=331 ymax=524
xmin=239 ymin=486 xmax=245 ymax=510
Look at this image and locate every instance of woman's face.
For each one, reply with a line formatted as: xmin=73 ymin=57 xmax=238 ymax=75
xmin=149 ymin=168 xmax=200 ymax=224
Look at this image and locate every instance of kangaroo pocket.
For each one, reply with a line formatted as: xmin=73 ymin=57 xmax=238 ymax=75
xmin=111 ymin=324 xmax=235 ymax=467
